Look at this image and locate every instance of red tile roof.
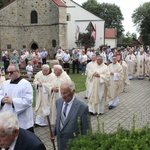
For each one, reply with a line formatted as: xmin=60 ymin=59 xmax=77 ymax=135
xmin=105 ymin=28 xmax=117 ymax=39
xmin=52 ymin=0 xmax=66 ymax=7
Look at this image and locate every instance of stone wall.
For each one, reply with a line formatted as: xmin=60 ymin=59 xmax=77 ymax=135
xmin=0 ymin=0 xmax=67 ymax=57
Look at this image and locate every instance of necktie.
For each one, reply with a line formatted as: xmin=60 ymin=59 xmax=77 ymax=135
xmin=63 ymin=103 xmax=68 ymax=117
xmin=60 ymin=103 xmax=68 ymax=130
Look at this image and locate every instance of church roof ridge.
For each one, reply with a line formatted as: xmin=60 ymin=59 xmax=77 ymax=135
xmin=52 ymin=0 xmax=66 ymax=7
xmin=0 ymin=0 xmax=16 ymax=10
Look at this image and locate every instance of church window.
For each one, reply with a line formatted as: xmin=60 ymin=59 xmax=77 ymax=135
xmin=67 ymin=14 xmax=71 ymax=21
xmin=52 ymin=40 xmax=56 ymax=48
xmin=7 ymin=44 xmax=11 ymax=49
xmin=31 ymin=11 xmax=38 ymax=24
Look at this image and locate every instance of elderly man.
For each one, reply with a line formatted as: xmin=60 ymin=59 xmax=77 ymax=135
xmin=145 ymin=52 xmax=150 ymax=79
xmin=51 ymin=65 xmax=71 ymax=100
xmin=85 ymin=54 xmax=97 ymax=99
xmin=119 ymin=60 xmax=130 ymax=91
xmin=108 ymin=56 xmax=123 ymax=109
xmin=62 ymin=50 xmax=70 ymax=74
xmin=125 ymin=48 xmax=136 ymax=80
xmin=47 ymin=65 xmax=72 ymax=127
xmin=0 ymin=70 xmax=5 ymax=90
xmin=0 ymin=111 xmax=46 ymax=150
xmin=33 ymin=64 xmax=55 ymax=127
xmin=0 ymin=64 xmax=34 ymax=132
xmin=52 ymin=81 xmax=90 ymax=150
xmin=72 ymin=49 xmax=80 ymax=74
xmin=87 ymin=55 xmax=110 ymax=115
xmin=136 ymin=48 xmax=145 ymax=79
xmin=41 ymin=48 xmax=48 ymax=65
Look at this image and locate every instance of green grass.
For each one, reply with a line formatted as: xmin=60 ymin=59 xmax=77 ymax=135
xmin=69 ymin=73 xmax=86 ymax=93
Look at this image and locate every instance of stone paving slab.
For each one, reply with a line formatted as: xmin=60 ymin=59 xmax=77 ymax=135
xmin=34 ymin=77 xmax=150 ymax=150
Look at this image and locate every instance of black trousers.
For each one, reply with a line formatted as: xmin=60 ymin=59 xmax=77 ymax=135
xmin=63 ymin=62 xmax=70 ymax=74
xmin=72 ymin=60 xmax=79 ymax=74
xmin=42 ymin=58 xmax=47 ymax=64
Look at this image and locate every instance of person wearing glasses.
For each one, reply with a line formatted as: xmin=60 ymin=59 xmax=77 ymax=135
xmin=0 ymin=64 xmax=34 ymax=133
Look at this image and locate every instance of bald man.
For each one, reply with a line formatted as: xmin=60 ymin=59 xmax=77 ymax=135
xmin=33 ymin=64 xmax=55 ymax=127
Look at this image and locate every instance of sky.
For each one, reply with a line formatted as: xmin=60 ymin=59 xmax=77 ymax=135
xmin=74 ymin=0 xmax=150 ymax=36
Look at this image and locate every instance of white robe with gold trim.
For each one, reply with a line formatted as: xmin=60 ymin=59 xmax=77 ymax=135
xmin=33 ymin=71 xmax=55 ymax=125
xmin=87 ymin=63 xmax=110 ymax=114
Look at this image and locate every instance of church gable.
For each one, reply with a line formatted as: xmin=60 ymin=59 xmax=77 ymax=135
xmin=0 ymin=0 xmax=17 ymax=25
xmin=0 ymin=0 xmax=16 ymax=10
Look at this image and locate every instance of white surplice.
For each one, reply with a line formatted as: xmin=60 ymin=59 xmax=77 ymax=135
xmin=0 ymin=79 xmax=34 ymax=129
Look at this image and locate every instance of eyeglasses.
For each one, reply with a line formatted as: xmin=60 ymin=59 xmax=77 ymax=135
xmin=7 ymin=70 xmax=16 ymax=75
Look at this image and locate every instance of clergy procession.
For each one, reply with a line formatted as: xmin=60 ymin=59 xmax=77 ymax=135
xmin=0 ymin=45 xmax=150 ymax=150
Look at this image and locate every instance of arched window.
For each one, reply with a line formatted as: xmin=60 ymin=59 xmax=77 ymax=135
xmin=67 ymin=14 xmax=71 ymax=21
xmin=52 ymin=40 xmax=56 ymax=48
xmin=31 ymin=11 xmax=38 ymax=24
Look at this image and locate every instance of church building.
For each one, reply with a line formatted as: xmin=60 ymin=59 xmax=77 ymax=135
xmin=0 ymin=0 xmax=104 ymax=56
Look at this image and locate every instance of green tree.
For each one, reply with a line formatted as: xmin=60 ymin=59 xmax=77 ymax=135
xmin=78 ymin=32 xmax=95 ymax=49
xmin=122 ymin=32 xmax=132 ymax=46
xmin=0 ymin=0 xmax=4 ymax=8
xmin=131 ymin=33 xmax=137 ymax=39
xmin=132 ymin=2 xmax=150 ymax=45
xmin=82 ymin=0 xmax=124 ymax=37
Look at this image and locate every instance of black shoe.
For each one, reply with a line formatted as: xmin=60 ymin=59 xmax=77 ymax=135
xmin=108 ymin=105 xmax=114 ymax=110
xmin=34 ymin=124 xmax=47 ymax=128
xmin=89 ymin=112 xmax=95 ymax=115
xmin=84 ymin=97 xmax=88 ymax=99
xmin=34 ymin=123 xmax=40 ymax=128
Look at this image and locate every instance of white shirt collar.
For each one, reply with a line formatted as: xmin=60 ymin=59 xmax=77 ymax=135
xmin=9 ymin=135 xmax=18 ymax=150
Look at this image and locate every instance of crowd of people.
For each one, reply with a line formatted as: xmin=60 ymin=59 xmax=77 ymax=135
xmin=0 ymin=61 xmax=90 ymax=150
xmin=55 ymin=46 xmax=150 ymax=79
xmin=0 ymin=45 xmax=150 ymax=150
xmin=2 ymin=47 xmax=48 ymax=77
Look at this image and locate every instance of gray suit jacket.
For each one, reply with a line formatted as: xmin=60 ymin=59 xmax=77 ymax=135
xmin=54 ymin=96 xmax=90 ymax=150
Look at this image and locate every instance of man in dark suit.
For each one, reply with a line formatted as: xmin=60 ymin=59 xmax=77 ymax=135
xmin=52 ymin=81 xmax=91 ymax=150
xmin=0 ymin=111 xmax=46 ymax=150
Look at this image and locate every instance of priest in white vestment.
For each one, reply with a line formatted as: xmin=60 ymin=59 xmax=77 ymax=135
xmin=0 ymin=64 xmax=34 ymax=132
xmin=87 ymin=55 xmax=110 ymax=115
xmin=108 ymin=56 xmax=123 ymax=109
xmin=144 ymin=52 xmax=150 ymax=77
xmin=33 ymin=64 xmax=55 ymax=126
xmin=135 ymin=49 xmax=145 ymax=79
xmin=120 ymin=60 xmax=130 ymax=90
xmin=85 ymin=54 xmax=97 ymax=99
xmin=125 ymin=49 xmax=136 ymax=79
xmin=0 ymin=71 xmax=5 ymax=90
xmin=50 ymin=65 xmax=72 ymax=124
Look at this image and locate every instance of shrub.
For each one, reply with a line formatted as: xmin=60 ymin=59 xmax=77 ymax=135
xmin=67 ymin=116 xmax=150 ymax=150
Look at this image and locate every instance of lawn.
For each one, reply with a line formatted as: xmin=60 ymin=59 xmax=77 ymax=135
xmin=69 ymin=73 xmax=86 ymax=93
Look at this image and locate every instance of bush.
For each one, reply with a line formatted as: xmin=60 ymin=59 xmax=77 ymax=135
xmin=67 ymin=116 xmax=150 ymax=150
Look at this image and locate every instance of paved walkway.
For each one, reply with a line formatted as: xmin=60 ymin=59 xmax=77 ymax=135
xmin=34 ymin=76 xmax=150 ymax=150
